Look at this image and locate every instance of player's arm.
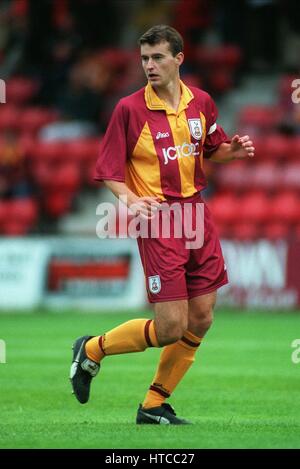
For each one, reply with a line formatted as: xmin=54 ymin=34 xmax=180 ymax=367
xmin=209 ymin=135 xmax=255 ymax=163
xmin=104 ymin=180 xmax=161 ymax=219
xmin=95 ymin=101 xmax=161 ymax=219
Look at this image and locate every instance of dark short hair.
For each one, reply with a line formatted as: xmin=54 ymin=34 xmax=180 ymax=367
xmin=138 ymin=25 xmax=184 ymax=56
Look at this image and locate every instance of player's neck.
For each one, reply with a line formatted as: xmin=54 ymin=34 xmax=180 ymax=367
xmin=153 ymin=78 xmax=181 ymax=113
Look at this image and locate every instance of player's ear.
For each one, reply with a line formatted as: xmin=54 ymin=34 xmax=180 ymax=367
xmin=175 ymin=52 xmax=184 ymax=66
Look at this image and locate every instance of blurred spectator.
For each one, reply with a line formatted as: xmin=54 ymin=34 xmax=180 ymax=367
xmin=0 ymin=129 xmax=33 ymax=199
xmin=54 ymin=55 xmax=108 ymax=122
xmin=36 ymin=13 xmax=82 ymax=105
xmin=22 ymin=0 xmax=53 ymax=72
xmin=217 ymin=0 xmax=280 ymax=72
xmin=245 ymin=0 xmax=280 ymax=71
xmin=282 ymin=0 xmax=300 ymax=71
xmin=69 ymin=0 xmax=122 ymax=49
xmin=173 ymin=0 xmax=213 ymax=61
xmin=0 ymin=0 xmax=28 ymax=78
xmin=39 ymin=52 xmax=112 ymax=141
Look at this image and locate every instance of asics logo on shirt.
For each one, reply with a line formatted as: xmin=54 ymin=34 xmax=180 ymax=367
xmin=162 ymin=142 xmax=200 ymax=165
xmin=156 ymin=131 xmax=170 ymax=140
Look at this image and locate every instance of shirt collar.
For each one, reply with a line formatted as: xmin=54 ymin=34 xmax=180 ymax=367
xmin=144 ymin=80 xmax=194 ymax=114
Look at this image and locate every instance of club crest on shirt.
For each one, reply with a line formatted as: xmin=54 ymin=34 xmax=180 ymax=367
xmin=148 ymin=275 xmax=161 ymax=294
xmin=188 ymin=119 xmax=202 ymax=140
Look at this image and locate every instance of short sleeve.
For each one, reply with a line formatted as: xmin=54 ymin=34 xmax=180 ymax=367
xmin=203 ymin=96 xmax=230 ymax=159
xmin=94 ymin=100 xmax=128 ymax=182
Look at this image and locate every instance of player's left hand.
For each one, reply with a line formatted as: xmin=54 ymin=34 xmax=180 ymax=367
xmin=230 ymin=135 xmax=255 ymax=159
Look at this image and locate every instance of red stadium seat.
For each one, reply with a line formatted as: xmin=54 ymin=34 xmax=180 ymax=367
xmin=181 ymin=73 xmax=202 ymax=89
xmin=6 ymin=77 xmax=39 ymax=105
xmin=232 ymin=222 xmax=260 ymax=241
xmin=239 ymin=192 xmax=271 ymax=223
xmin=31 ymin=161 xmax=54 ymax=189
xmin=213 ymin=222 xmax=232 ymax=239
xmin=271 ymin=192 xmax=300 ymax=224
xmin=251 ymin=162 xmax=281 ymax=191
xmin=263 ymin=134 xmax=292 ymax=161
xmin=18 ymin=107 xmax=59 ymax=134
xmin=64 ymin=140 xmax=90 ymax=163
xmin=262 ymin=222 xmax=290 ymax=240
xmin=34 ymin=162 xmax=81 ymax=192
xmin=2 ymin=199 xmax=38 ymax=235
xmin=196 ymin=45 xmax=242 ymax=69
xmin=64 ymin=139 xmax=100 ymax=163
xmin=209 ymin=70 xmax=233 ymax=94
xmin=238 ymin=106 xmax=283 ymax=133
xmin=2 ymin=220 xmax=33 ymax=236
xmin=8 ymin=198 xmax=38 ymax=225
xmin=282 ymin=163 xmax=300 ymax=190
xmin=44 ymin=193 xmax=73 ymax=218
xmin=51 ymin=164 xmax=81 ymax=192
xmin=0 ymin=201 xmax=9 ymax=225
xmin=194 ymin=45 xmax=241 ymax=94
xmin=32 ymin=141 xmax=66 ymax=163
xmin=19 ymin=132 xmax=36 ymax=157
xmin=101 ymin=48 xmax=132 ymax=72
xmin=294 ymin=224 xmax=300 ymax=241
xmin=56 ymin=140 xmax=100 ymax=186
xmin=0 ymin=105 xmax=20 ymax=131
xmin=290 ymin=137 xmax=300 ymax=159
xmin=207 ymin=193 xmax=240 ymax=224
xmin=215 ymin=163 xmax=250 ymax=191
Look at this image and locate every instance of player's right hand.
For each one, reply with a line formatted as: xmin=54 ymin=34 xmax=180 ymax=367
xmin=129 ymin=196 xmax=162 ymax=219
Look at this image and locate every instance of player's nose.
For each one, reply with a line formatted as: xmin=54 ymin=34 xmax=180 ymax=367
xmin=146 ymin=58 xmax=154 ymax=70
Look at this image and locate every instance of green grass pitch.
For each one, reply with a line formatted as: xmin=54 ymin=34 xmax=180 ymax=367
xmin=0 ymin=308 xmax=299 ymax=449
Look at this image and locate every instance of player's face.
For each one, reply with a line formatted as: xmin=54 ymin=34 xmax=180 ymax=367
xmin=141 ymin=41 xmax=183 ymax=89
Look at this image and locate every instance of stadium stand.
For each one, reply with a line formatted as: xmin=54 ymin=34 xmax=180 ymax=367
xmin=0 ymin=0 xmax=299 ymax=240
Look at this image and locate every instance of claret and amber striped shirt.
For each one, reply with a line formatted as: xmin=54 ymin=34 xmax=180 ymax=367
xmin=94 ymin=81 xmax=229 ymax=200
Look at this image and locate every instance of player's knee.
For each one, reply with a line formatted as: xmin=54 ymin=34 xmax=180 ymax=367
xmin=189 ymin=307 xmax=214 ymax=336
xmin=201 ymin=308 xmax=213 ymax=330
xmin=159 ymin=330 xmax=181 ymax=346
xmin=201 ymin=314 xmax=213 ymax=332
xmin=157 ymin=320 xmax=186 ymax=346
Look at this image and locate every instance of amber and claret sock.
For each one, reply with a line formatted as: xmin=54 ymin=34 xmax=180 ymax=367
xmin=85 ymin=318 xmax=159 ymax=363
xmin=85 ymin=320 xmax=202 ymax=410
xmin=142 ymin=330 xmax=202 ymax=409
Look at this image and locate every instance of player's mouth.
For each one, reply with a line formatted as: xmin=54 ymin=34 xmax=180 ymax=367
xmin=148 ymin=74 xmax=160 ymax=80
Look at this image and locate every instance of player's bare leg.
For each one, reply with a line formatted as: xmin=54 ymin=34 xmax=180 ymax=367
xmin=187 ymin=291 xmax=217 ymax=338
xmin=154 ymin=299 xmax=188 ymax=345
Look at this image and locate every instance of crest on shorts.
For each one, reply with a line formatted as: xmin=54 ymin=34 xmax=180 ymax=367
xmin=148 ymin=275 xmax=161 ymax=294
xmin=188 ymin=119 xmax=202 ymax=140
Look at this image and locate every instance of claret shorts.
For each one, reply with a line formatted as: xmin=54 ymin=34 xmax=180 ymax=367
xmin=137 ymin=193 xmax=228 ymax=303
